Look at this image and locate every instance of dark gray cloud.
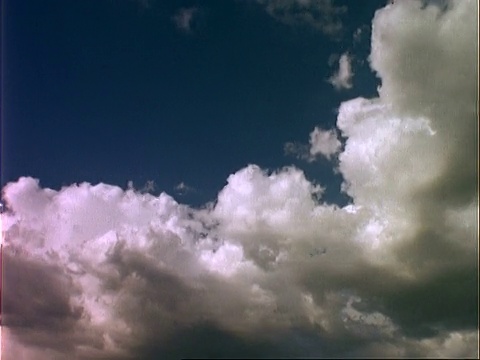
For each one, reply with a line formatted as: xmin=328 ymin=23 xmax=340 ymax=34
xmin=1 ymin=248 xmax=105 ymax=358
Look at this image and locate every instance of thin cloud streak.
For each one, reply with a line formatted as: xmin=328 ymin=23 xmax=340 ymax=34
xmin=257 ymin=0 xmax=347 ymax=37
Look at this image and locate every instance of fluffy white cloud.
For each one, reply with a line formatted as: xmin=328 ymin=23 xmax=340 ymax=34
xmin=309 ymin=127 xmax=342 ymax=159
xmin=285 ymin=127 xmax=341 ymax=161
xmin=1 ymin=0 xmax=477 ymax=358
xmin=328 ymin=52 xmax=353 ymax=90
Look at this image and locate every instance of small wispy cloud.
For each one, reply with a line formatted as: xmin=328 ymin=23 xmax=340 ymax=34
xmin=172 ymin=7 xmax=199 ymax=34
xmin=127 ymin=180 xmax=156 ymax=193
xmin=284 ymin=141 xmax=311 ymax=161
xmin=257 ymin=0 xmax=347 ymax=38
xmin=328 ymin=52 xmax=353 ymax=90
xmin=134 ymin=0 xmax=152 ymax=10
xmin=353 ymin=24 xmax=369 ymax=44
xmin=174 ymin=181 xmax=195 ymax=195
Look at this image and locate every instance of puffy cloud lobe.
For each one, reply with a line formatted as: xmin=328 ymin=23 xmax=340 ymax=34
xmin=309 ymin=127 xmax=341 ymax=159
xmin=284 ymin=127 xmax=341 ymax=161
xmin=1 ymin=0 xmax=478 ymax=358
xmin=328 ymin=52 xmax=354 ymax=90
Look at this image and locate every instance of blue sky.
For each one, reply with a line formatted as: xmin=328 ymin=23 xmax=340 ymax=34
xmin=3 ymin=0 xmax=382 ymax=207
xmin=1 ymin=1 xmax=478 ymax=359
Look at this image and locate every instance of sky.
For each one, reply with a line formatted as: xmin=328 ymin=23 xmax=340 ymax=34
xmin=0 ymin=0 xmax=478 ymax=359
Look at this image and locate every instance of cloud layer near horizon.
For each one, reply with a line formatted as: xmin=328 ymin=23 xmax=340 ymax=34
xmin=1 ymin=0 xmax=478 ymax=358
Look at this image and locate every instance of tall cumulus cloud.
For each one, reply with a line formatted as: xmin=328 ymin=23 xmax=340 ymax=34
xmin=1 ymin=0 xmax=478 ymax=358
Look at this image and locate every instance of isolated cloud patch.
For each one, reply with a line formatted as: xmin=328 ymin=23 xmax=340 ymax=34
xmin=285 ymin=127 xmax=341 ymax=161
xmin=173 ymin=181 xmax=195 ymax=196
xmin=257 ymin=0 xmax=347 ymax=37
xmin=328 ymin=52 xmax=353 ymax=90
xmin=283 ymin=140 xmax=311 ymax=160
xmin=353 ymin=25 xmax=369 ymax=44
xmin=1 ymin=0 xmax=478 ymax=358
xmin=309 ymin=127 xmax=341 ymax=159
xmin=172 ymin=7 xmax=199 ymax=33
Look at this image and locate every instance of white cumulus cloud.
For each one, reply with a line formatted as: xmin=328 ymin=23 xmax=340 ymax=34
xmin=1 ymin=0 xmax=478 ymax=358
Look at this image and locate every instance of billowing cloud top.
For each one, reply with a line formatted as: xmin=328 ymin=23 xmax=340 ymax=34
xmin=1 ymin=0 xmax=478 ymax=358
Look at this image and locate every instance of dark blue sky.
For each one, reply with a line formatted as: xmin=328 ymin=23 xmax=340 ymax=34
xmin=2 ymin=0 xmax=383 ymax=207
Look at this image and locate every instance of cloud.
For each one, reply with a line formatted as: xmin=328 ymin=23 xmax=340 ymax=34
xmin=131 ymin=0 xmax=153 ymax=10
xmin=285 ymin=126 xmax=341 ymax=161
xmin=127 ymin=180 xmax=156 ymax=194
xmin=328 ymin=52 xmax=354 ymax=90
xmin=257 ymin=0 xmax=347 ymax=37
xmin=353 ymin=24 xmax=370 ymax=45
xmin=309 ymin=127 xmax=342 ymax=159
xmin=172 ymin=7 xmax=199 ymax=34
xmin=173 ymin=181 xmax=195 ymax=196
xmin=352 ymin=27 xmax=362 ymax=43
xmin=283 ymin=140 xmax=310 ymax=160
xmin=1 ymin=0 xmax=478 ymax=358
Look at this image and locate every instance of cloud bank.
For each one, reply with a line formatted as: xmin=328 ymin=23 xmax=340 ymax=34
xmin=1 ymin=0 xmax=478 ymax=358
